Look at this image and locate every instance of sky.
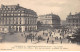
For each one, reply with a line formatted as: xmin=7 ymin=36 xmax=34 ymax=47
xmin=0 ymin=0 xmax=80 ymax=20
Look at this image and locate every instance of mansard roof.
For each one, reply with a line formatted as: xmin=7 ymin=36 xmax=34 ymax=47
xmin=0 ymin=4 xmax=37 ymax=15
xmin=39 ymin=13 xmax=60 ymax=20
xmin=67 ymin=12 xmax=80 ymax=19
xmin=17 ymin=7 xmax=37 ymax=15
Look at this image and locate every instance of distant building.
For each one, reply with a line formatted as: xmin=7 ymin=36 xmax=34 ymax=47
xmin=61 ymin=20 xmax=66 ymax=26
xmin=0 ymin=4 xmax=37 ymax=33
xmin=38 ymin=13 xmax=61 ymax=29
xmin=66 ymin=12 xmax=80 ymax=29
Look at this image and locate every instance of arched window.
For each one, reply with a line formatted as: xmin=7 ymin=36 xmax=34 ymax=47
xmin=25 ymin=26 xmax=27 ymax=31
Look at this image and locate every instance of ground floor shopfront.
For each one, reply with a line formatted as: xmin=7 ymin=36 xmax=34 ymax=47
xmin=0 ymin=25 xmax=37 ymax=33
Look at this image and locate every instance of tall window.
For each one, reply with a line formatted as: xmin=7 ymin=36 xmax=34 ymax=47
xmin=28 ymin=18 xmax=29 ymax=24
xmin=7 ymin=14 xmax=10 ymax=16
xmin=9 ymin=18 xmax=11 ymax=24
xmin=11 ymin=14 xmax=13 ymax=16
xmin=12 ymin=11 xmax=14 ymax=13
xmin=16 ymin=18 xmax=18 ymax=24
xmin=0 ymin=18 xmax=2 ymax=24
xmin=20 ymin=18 xmax=21 ymax=24
xmin=14 ymin=18 xmax=16 ymax=24
xmin=21 ymin=14 xmax=24 ymax=16
xmin=4 ymin=14 xmax=6 ymax=16
xmin=26 ymin=18 xmax=28 ymax=24
xmin=10 ymin=17 xmax=13 ymax=24
xmin=25 ymin=18 xmax=26 ymax=24
xmin=4 ymin=18 xmax=6 ymax=24
xmin=7 ymin=18 xmax=9 ymax=24
xmin=13 ymin=17 xmax=14 ymax=24
xmin=14 ymin=14 xmax=18 ymax=16
xmin=29 ymin=18 xmax=31 ymax=24
xmin=1 ymin=14 xmax=3 ymax=16
xmin=18 ymin=14 xmax=20 ymax=16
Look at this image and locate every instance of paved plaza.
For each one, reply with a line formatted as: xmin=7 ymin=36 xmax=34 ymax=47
xmin=0 ymin=30 xmax=70 ymax=44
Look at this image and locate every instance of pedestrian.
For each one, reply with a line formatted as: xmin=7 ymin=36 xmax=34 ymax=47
xmin=47 ymin=40 xmax=48 ymax=43
xmin=25 ymin=36 xmax=27 ymax=42
xmin=50 ymin=34 xmax=51 ymax=37
xmin=38 ymin=36 xmax=40 ymax=42
xmin=60 ymin=33 xmax=61 ymax=36
xmin=55 ymin=37 xmax=56 ymax=40
xmin=32 ymin=35 xmax=35 ymax=41
xmin=56 ymin=37 xmax=58 ymax=40
xmin=68 ymin=39 xmax=70 ymax=43
xmin=24 ymin=32 xmax=25 ymax=35
xmin=21 ymin=34 xmax=23 ymax=37
xmin=43 ymin=32 xmax=44 ymax=35
xmin=60 ymin=37 xmax=61 ymax=40
xmin=47 ymin=37 xmax=49 ymax=43
xmin=49 ymin=31 xmax=52 ymax=36
xmin=61 ymin=40 xmax=62 ymax=44
xmin=31 ymin=36 xmax=32 ymax=42
xmin=52 ymin=40 xmax=54 ymax=44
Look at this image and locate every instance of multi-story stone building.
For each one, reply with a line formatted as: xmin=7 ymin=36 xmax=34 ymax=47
xmin=66 ymin=12 xmax=80 ymax=29
xmin=38 ymin=13 xmax=61 ymax=29
xmin=0 ymin=4 xmax=37 ymax=33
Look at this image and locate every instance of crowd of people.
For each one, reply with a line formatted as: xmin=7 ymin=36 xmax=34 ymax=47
xmin=0 ymin=28 xmax=77 ymax=44
xmin=20 ymin=29 xmax=69 ymax=44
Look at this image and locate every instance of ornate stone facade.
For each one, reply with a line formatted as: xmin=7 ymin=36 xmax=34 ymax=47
xmin=66 ymin=12 xmax=80 ymax=29
xmin=38 ymin=13 xmax=61 ymax=29
xmin=0 ymin=4 xmax=37 ymax=33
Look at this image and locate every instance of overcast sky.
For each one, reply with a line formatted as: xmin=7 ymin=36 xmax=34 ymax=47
xmin=0 ymin=0 xmax=80 ymax=20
